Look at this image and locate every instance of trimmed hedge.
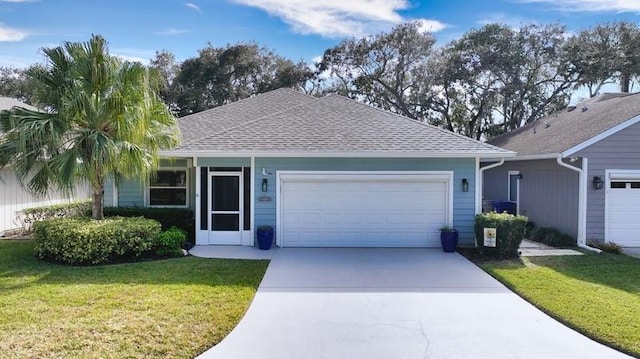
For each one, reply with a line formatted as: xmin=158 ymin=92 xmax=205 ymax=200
xmin=103 ymin=207 xmax=194 ymax=244
xmin=17 ymin=200 xmax=92 ymax=231
xmin=33 ymin=217 xmax=162 ymax=265
xmin=475 ymin=212 xmax=528 ymax=259
xmin=155 ymin=226 xmax=187 ymax=257
xmin=529 ymin=227 xmax=575 ymax=247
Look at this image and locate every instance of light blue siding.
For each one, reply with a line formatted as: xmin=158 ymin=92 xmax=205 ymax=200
xmin=196 ymin=157 xmax=250 ymax=167
xmin=103 ymin=178 xmax=115 ymax=207
xmin=117 ymin=178 xmax=145 ymax=207
xmin=254 ymin=157 xmax=477 ymax=245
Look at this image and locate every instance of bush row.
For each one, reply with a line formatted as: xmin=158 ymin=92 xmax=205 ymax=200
xmin=475 ymin=212 xmax=528 ymax=259
xmin=103 ymin=207 xmax=194 ymax=243
xmin=529 ymin=227 xmax=575 ymax=247
xmin=33 ymin=217 xmax=186 ymax=265
xmin=17 ymin=199 xmax=92 ymax=231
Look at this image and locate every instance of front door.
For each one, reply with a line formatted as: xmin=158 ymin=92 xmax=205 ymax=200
xmin=208 ymin=172 xmax=242 ymax=245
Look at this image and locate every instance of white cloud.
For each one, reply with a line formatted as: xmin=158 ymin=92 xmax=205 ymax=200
xmin=229 ymin=0 xmax=446 ymax=37
xmin=516 ymin=0 xmax=640 ymax=13
xmin=477 ymin=13 xmax=537 ymax=29
xmin=114 ymin=54 xmax=148 ymax=64
xmin=415 ymin=18 xmax=448 ymax=33
xmin=185 ymin=2 xmax=201 ymax=12
xmin=113 ymin=48 xmax=155 ymax=65
xmin=154 ymin=28 xmax=191 ymax=36
xmin=0 ymin=23 xmax=28 ymax=41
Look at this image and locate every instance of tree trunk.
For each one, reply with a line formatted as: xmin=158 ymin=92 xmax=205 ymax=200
xmin=91 ymin=185 xmax=104 ymax=220
xmin=621 ymin=73 xmax=631 ymax=93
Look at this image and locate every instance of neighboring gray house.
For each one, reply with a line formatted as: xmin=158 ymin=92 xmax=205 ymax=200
xmin=0 ymin=98 xmax=88 ymax=234
xmin=484 ymin=93 xmax=640 ymax=247
xmin=106 ymin=88 xmax=513 ymax=248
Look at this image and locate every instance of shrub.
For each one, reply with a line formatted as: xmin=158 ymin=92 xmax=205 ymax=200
xmin=154 ymin=226 xmax=187 ymax=257
xmin=587 ymin=239 xmax=622 ymax=254
xmin=529 ymin=227 xmax=575 ymax=247
xmin=475 ymin=212 xmax=528 ymax=259
xmin=16 ymin=199 xmax=92 ymax=231
xmin=33 ymin=217 xmax=162 ymax=265
xmin=103 ymin=207 xmax=194 ymax=244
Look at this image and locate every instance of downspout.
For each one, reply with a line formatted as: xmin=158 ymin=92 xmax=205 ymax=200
xmin=555 ymin=156 xmax=602 ymax=253
xmin=477 ymin=158 xmax=505 ymax=214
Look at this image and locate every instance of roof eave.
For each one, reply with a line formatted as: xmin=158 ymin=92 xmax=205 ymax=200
xmin=159 ymin=149 xmax=516 ymax=159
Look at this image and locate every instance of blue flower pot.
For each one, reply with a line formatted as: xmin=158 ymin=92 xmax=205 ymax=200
xmin=257 ymin=227 xmax=273 ymax=250
xmin=440 ymin=230 xmax=459 ymax=253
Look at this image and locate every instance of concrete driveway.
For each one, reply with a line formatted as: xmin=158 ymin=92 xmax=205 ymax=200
xmin=198 ymin=248 xmax=630 ymax=359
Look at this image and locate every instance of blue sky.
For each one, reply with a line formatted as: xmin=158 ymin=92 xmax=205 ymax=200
xmin=1 ymin=0 xmax=639 ymax=68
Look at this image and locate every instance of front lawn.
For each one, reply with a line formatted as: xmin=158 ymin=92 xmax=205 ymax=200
xmin=477 ymin=253 xmax=640 ymax=357
xmin=0 ymin=240 xmax=268 ymax=358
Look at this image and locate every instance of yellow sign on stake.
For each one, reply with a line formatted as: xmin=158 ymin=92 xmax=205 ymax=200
xmin=484 ymin=228 xmax=497 ymax=247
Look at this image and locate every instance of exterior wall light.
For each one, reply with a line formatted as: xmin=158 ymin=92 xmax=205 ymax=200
xmin=262 ymin=178 xmax=268 ymax=192
xmin=462 ymin=178 xmax=469 ymax=192
xmin=592 ymin=176 xmax=604 ymax=190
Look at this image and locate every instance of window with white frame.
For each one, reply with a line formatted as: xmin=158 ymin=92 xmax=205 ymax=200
xmin=149 ymin=169 xmax=188 ymax=207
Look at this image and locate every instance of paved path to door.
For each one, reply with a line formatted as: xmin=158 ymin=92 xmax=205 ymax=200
xmin=198 ymin=248 xmax=630 ymax=359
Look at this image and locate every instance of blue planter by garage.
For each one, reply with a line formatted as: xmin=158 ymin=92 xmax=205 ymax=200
xmin=440 ymin=230 xmax=459 ymax=253
xmin=256 ymin=226 xmax=274 ymax=250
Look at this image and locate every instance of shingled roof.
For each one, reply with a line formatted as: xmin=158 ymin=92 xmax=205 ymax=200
xmin=168 ymin=88 xmax=512 ymax=158
xmin=488 ymin=93 xmax=640 ymax=157
xmin=0 ymin=97 xmax=37 ymax=112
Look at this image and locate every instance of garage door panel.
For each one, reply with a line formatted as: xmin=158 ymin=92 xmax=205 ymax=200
xmin=608 ymin=183 xmax=640 ymax=246
xmin=280 ymin=174 xmax=450 ymax=248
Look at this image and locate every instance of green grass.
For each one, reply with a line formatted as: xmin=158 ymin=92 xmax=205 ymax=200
xmin=0 ymin=240 xmax=269 ymax=358
xmin=477 ymin=253 xmax=640 ymax=357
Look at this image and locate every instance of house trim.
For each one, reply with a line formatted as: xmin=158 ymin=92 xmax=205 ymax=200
xmin=507 ymin=170 xmax=520 ymax=214
xmin=248 ymin=156 xmax=256 ymax=246
xmin=160 ymin=150 xmax=515 ymax=159
xmin=275 ymin=170 xmax=455 ymax=248
xmin=555 ymin=156 xmax=595 ymax=251
xmin=195 ymin=166 xmax=202 ymax=245
xmin=474 ymin=157 xmax=481 ymax=214
xmin=145 ymin=166 xmax=190 ymax=208
xmin=563 ymin=114 xmax=640 ymax=157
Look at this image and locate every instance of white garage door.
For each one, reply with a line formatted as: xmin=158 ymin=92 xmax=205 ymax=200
xmin=607 ymin=173 xmax=640 ymax=247
xmin=278 ymin=172 xmax=451 ymax=247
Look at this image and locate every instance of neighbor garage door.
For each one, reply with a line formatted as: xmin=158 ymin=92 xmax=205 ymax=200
xmin=278 ymin=172 xmax=451 ymax=247
xmin=607 ymin=172 xmax=640 ymax=247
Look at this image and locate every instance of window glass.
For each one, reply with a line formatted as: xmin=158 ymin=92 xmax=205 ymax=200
xmin=611 ymin=182 xmax=626 ymax=189
xmin=212 ymin=214 xmax=239 ymax=231
xmin=151 ymin=170 xmax=187 ymax=187
xmin=149 ymin=169 xmax=188 ymax=207
xmin=631 ymin=182 xmax=640 ymax=189
xmin=212 ymin=176 xmax=239 ymax=211
xmin=150 ymin=188 xmax=187 ymax=206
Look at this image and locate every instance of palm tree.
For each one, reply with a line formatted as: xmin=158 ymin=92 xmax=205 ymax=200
xmin=0 ymin=35 xmax=179 ymax=219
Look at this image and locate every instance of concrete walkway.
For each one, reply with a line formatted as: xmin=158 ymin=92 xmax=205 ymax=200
xmin=197 ymin=248 xmax=630 ymax=359
xmin=189 ymin=244 xmax=276 ymax=260
xmin=623 ymin=247 xmax=640 ymax=259
xmin=519 ymin=239 xmax=584 ymax=257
